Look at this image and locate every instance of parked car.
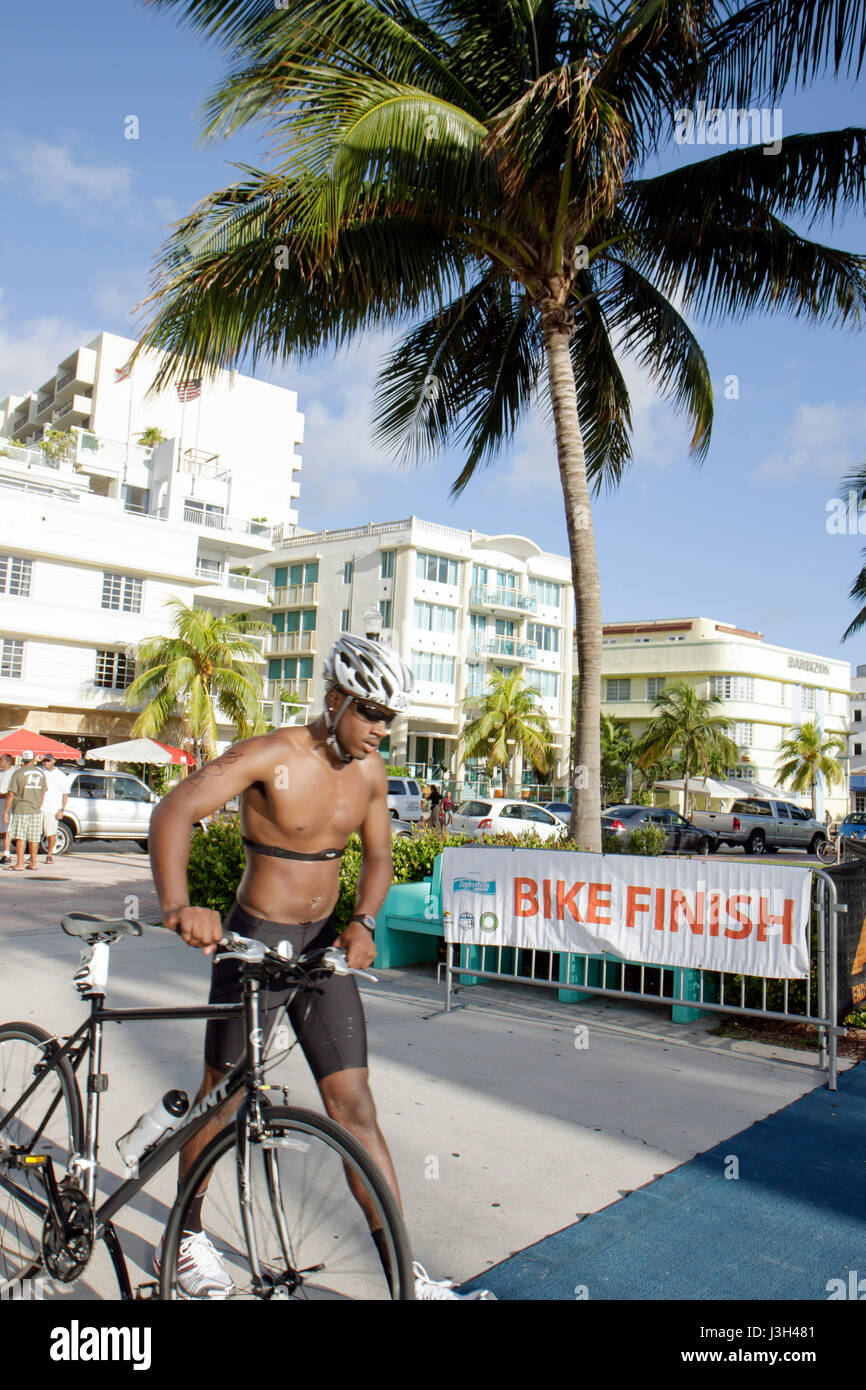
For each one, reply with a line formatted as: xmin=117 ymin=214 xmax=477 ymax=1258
xmin=386 ymin=776 xmax=424 ymax=822
xmin=41 ymin=770 xmax=159 ymax=855
xmin=836 ymin=812 xmax=866 ymax=841
xmin=689 ymin=798 xmax=828 ymax=855
xmin=391 ymin=818 xmax=416 ymax=839
xmin=451 ymin=798 xmax=568 ymax=843
xmin=543 ymin=801 xmax=572 ymax=823
xmin=601 ymin=805 xmax=717 ymax=854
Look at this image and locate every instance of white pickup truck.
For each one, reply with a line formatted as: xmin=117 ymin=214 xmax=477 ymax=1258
xmin=689 ymin=798 xmax=829 ymax=855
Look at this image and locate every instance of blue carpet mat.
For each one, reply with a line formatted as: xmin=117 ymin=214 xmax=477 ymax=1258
xmin=462 ymin=1061 xmax=866 ymax=1300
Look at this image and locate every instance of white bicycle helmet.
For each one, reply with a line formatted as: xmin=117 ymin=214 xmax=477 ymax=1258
xmin=322 ymin=634 xmax=415 ymax=761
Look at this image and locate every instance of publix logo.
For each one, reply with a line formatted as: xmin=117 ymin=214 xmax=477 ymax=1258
xmin=452 ymin=877 xmax=496 ymax=894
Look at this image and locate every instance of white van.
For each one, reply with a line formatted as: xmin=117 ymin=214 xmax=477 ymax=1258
xmin=386 ymin=777 xmax=423 ymax=822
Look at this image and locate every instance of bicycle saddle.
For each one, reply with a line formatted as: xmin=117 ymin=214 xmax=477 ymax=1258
xmin=61 ymin=912 xmax=143 ymax=938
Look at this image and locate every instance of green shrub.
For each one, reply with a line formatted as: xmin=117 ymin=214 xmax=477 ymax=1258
xmin=187 ymin=818 xmax=246 ymax=915
xmin=602 ymin=825 xmax=667 ymax=856
xmin=385 ymin=765 xmax=412 ymax=776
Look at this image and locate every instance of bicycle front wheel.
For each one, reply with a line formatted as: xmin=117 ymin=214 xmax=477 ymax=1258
xmin=161 ymin=1106 xmax=414 ymax=1300
xmin=0 ymin=1023 xmax=83 ymax=1292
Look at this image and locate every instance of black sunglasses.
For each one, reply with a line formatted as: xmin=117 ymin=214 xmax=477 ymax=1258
xmin=347 ymin=696 xmax=396 ymax=727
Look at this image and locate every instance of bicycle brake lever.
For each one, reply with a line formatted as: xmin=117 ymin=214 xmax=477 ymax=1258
xmin=320 ymin=947 xmax=378 ymax=983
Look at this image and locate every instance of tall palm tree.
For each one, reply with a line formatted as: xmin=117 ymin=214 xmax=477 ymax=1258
xmin=460 ymin=668 xmax=553 ymax=791
xmin=837 ymin=461 xmax=866 ymax=640
xmin=600 ymin=712 xmax=633 ymax=803
xmin=126 ymin=599 xmax=272 ymax=765
xmin=136 ymin=0 xmax=866 ymax=848
xmin=632 ymin=681 xmax=739 ymax=817
xmin=776 ymin=720 xmax=847 ymax=813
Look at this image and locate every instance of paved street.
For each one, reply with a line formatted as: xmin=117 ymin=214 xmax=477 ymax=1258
xmin=0 ymin=847 xmax=846 ymax=1300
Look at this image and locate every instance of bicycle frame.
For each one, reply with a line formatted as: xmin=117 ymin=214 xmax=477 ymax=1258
xmin=1 ymin=968 xmax=280 ymax=1299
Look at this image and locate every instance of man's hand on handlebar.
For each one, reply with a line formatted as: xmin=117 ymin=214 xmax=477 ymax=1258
xmin=340 ymin=920 xmax=376 ymax=971
xmin=164 ymin=905 xmax=223 ymax=955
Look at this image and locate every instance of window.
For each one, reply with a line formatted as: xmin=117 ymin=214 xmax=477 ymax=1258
xmin=413 ymin=601 xmax=456 ymax=633
xmin=268 ymin=658 xmax=281 ymax=680
xmin=666 ymin=634 xmax=686 ymax=642
xmin=526 ymin=623 xmax=559 ymax=653
xmin=411 ymin=650 xmax=456 ymax=683
xmin=647 ymin=677 xmax=666 ymax=699
xmin=272 ymin=612 xmax=285 ymax=635
xmin=111 ymin=777 xmax=151 ymax=802
xmin=69 ymin=775 xmax=108 ymax=800
xmin=274 ymin=566 xmax=288 ymax=589
xmin=635 ymin=636 xmax=651 ymax=644
xmin=122 ymin=485 xmax=150 ymax=515
xmin=340 ymin=609 xmax=350 ymax=631
xmin=379 ymin=599 xmax=392 ymax=629
xmin=856 ymin=708 xmax=863 ymax=722
xmin=800 ymin=685 xmax=816 ymax=712
xmin=300 ymin=609 xmax=316 ymax=632
xmin=472 ymin=565 xmax=488 ymax=588
xmin=416 ymin=551 xmax=458 ymax=585
xmin=466 ymin=663 xmax=485 ymax=697
xmin=606 ymin=679 xmax=631 ymax=701
xmin=711 ymin=676 xmax=755 ymax=701
xmin=304 ymin=561 xmax=319 ymax=584
xmin=0 ymin=556 xmax=32 ymax=598
xmin=855 ymin=742 xmax=862 ymax=756
xmin=0 ymin=638 xmax=23 ymax=678
xmin=529 ymin=670 xmax=559 ymax=699
xmin=726 ymin=765 xmax=756 ymax=780
xmin=733 ymin=722 xmax=753 ymax=746
xmin=94 ymin=650 xmax=134 ymax=689
xmin=343 ymin=560 xmax=353 ymax=584
xmin=184 ymin=499 xmax=225 ymax=527
xmin=298 ymin=657 xmax=313 ymax=679
xmin=380 ymin=550 xmax=395 ymax=579
xmin=101 ymin=573 xmax=143 ymax=613
xmin=528 ymin=578 xmax=561 ymax=607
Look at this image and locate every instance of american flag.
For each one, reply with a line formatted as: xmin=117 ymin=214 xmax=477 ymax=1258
xmin=176 ymin=380 xmax=202 ymax=403
xmin=114 ymin=364 xmax=132 ymax=383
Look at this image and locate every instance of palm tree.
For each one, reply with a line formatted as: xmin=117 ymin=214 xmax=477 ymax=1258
xmin=600 ymin=712 xmax=633 ymax=804
xmin=632 ymin=682 xmax=739 ymax=817
xmin=126 ymin=599 xmax=272 ymax=765
xmin=776 ymin=721 xmax=847 ymax=814
xmin=137 ymin=426 xmax=166 ymax=450
xmin=460 ymin=668 xmax=553 ymax=793
xmin=135 ymin=1 xmax=866 ymax=849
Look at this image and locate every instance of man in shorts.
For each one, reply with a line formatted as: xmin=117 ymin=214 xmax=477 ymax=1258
xmin=39 ymin=755 xmax=71 ymax=862
xmin=4 ymin=751 xmax=47 ymax=872
xmin=148 ymin=634 xmax=493 ymax=1301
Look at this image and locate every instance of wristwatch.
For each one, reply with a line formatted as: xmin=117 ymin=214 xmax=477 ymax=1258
xmin=349 ymin=913 xmax=376 ymax=938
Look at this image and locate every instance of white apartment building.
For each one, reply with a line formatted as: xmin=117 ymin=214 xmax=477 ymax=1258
xmin=0 ymin=331 xmax=303 ymax=531
xmin=0 ymin=332 xmax=304 ymax=749
xmin=252 ymin=517 xmax=574 ymax=786
xmin=849 ymin=663 xmax=866 ymax=810
xmin=598 ymin=616 xmax=852 ymax=819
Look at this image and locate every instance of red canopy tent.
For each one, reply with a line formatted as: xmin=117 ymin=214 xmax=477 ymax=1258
xmin=153 ymin=741 xmax=195 ymax=766
xmin=0 ymin=728 xmax=81 ymax=760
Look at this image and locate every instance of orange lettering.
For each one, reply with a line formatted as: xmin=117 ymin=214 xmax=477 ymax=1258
xmin=707 ymin=892 xmax=722 ymax=938
xmin=514 ymin=878 xmax=538 ymax=916
xmin=756 ymin=897 xmax=795 ymax=946
xmin=654 ymin=887 xmax=666 ymax=932
xmin=555 ymin=880 xmax=584 ymax=922
xmin=670 ymin=890 xmax=703 ymax=935
xmin=724 ymin=893 xmax=753 ymax=939
xmin=626 ymin=885 xmax=651 ymax=927
xmin=586 ymin=883 xmax=612 ymax=926
xmin=542 ymin=879 xmax=552 ymax=920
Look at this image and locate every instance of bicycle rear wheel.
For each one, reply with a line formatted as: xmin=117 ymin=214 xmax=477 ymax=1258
xmin=0 ymin=1023 xmax=83 ymax=1292
xmin=161 ymin=1106 xmax=414 ymax=1300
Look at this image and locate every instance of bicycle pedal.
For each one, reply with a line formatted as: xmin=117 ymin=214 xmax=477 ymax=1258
xmin=134 ymin=1281 xmax=159 ymax=1300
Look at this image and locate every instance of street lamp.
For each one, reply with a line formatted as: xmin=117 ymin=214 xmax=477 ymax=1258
xmin=363 ymin=605 xmax=383 ymax=642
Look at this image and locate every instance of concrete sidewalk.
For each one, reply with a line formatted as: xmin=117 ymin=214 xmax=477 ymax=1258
xmin=0 ymin=849 xmax=845 ymax=1299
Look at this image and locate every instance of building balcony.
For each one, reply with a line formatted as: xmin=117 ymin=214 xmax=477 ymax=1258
xmin=469 ymin=585 xmax=537 ymax=615
xmin=195 ymin=565 xmax=271 ymax=606
xmin=271 ymin=630 xmax=317 ymax=655
xmin=182 ymin=505 xmax=273 ymax=554
xmin=273 ymin=582 xmax=318 ymax=606
xmin=180 ymin=448 xmax=231 ymax=482
xmin=470 ymin=635 xmax=537 ymax=662
xmin=267 ymin=678 xmax=313 ymax=702
xmin=53 ymin=395 xmax=92 ymax=425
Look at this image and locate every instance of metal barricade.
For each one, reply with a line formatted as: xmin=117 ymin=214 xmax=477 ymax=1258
xmin=442 ymin=867 xmax=845 ymax=1089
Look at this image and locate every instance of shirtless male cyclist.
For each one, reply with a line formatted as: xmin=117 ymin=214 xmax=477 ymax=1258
xmin=148 ymin=634 xmax=492 ymax=1301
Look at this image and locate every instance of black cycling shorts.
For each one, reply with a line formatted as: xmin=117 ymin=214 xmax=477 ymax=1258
xmin=204 ymin=901 xmax=368 ymax=1082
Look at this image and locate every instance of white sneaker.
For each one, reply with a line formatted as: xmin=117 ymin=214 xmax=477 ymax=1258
xmin=153 ymin=1231 xmax=236 ymax=1299
xmin=412 ymin=1261 xmax=496 ymax=1300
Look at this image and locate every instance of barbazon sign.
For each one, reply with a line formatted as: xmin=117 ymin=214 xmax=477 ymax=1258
xmin=441 ymin=848 xmax=812 ymax=978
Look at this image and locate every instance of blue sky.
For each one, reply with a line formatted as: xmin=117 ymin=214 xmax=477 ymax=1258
xmin=1 ymin=2 xmax=865 ymax=670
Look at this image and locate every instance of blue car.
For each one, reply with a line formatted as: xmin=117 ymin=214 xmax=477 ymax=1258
xmin=838 ymin=812 xmax=866 ymax=840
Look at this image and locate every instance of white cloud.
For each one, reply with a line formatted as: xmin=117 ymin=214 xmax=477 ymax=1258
xmin=0 ymin=289 xmax=99 ymax=400
xmin=90 ymin=266 xmax=151 ymax=330
xmin=755 ymin=401 xmax=866 ymax=481
xmin=0 ymin=134 xmax=178 ymax=227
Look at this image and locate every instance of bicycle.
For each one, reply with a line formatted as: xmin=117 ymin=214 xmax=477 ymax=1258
xmin=815 ymin=835 xmax=839 ymax=866
xmin=0 ymin=912 xmax=414 ymax=1300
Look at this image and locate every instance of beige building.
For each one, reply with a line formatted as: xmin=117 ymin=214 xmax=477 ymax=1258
xmin=596 ymin=616 xmax=851 ymax=819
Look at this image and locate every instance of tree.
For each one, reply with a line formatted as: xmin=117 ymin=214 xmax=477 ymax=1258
xmin=125 ymin=599 xmax=271 ymax=765
xmin=135 ymin=0 xmax=866 ymax=849
xmin=632 ymin=682 xmax=739 ymax=818
xmin=137 ymin=426 xmax=166 ymax=449
xmin=459 ymin=668 xmax=553 ymax=792
xmin=776 ymin=721 xmax=847 ymax=814
xmin=599 ymin=712 xmax=634 ymax=805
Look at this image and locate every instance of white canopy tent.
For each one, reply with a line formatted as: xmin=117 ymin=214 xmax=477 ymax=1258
xmin=85 ymin=739 xmax=177 ymax=765
xmin=654 ymin=775 xmax=807 ymax=813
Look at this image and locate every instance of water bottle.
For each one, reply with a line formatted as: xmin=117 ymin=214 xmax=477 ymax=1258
xmin=116 ymin=1090 xmax=189 ymax=1175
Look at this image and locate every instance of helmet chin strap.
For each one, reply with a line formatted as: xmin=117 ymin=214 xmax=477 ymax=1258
xmin=324 ymin=693 xmax=355 ymax=763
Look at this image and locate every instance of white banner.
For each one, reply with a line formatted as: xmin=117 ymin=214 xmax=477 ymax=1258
xmin=441 ymin=848 xmax=812 ymax=979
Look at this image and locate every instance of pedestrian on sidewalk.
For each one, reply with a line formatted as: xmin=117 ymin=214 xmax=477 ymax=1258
xmin=4 ymin=751 xmax=47 ymax=872
xmin=0 ymin=754 xmax=13 ymax=862
xmin=429 ymin=783 xmax=444 ymax=837
xmin=39 ymin=755 xmax=71 ymax=862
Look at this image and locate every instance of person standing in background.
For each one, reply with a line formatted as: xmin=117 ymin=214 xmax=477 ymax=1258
xmin=4 ymin=751 xmax=47 ymax=872
xmin=39 ymin=755 xmax=71 ymax=863
xmin=0 ymin=754 xmax=14 ymax=863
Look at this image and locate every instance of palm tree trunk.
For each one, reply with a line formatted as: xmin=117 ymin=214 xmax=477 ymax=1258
xmin=542 ymin=299 xmax=602 ymax=852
